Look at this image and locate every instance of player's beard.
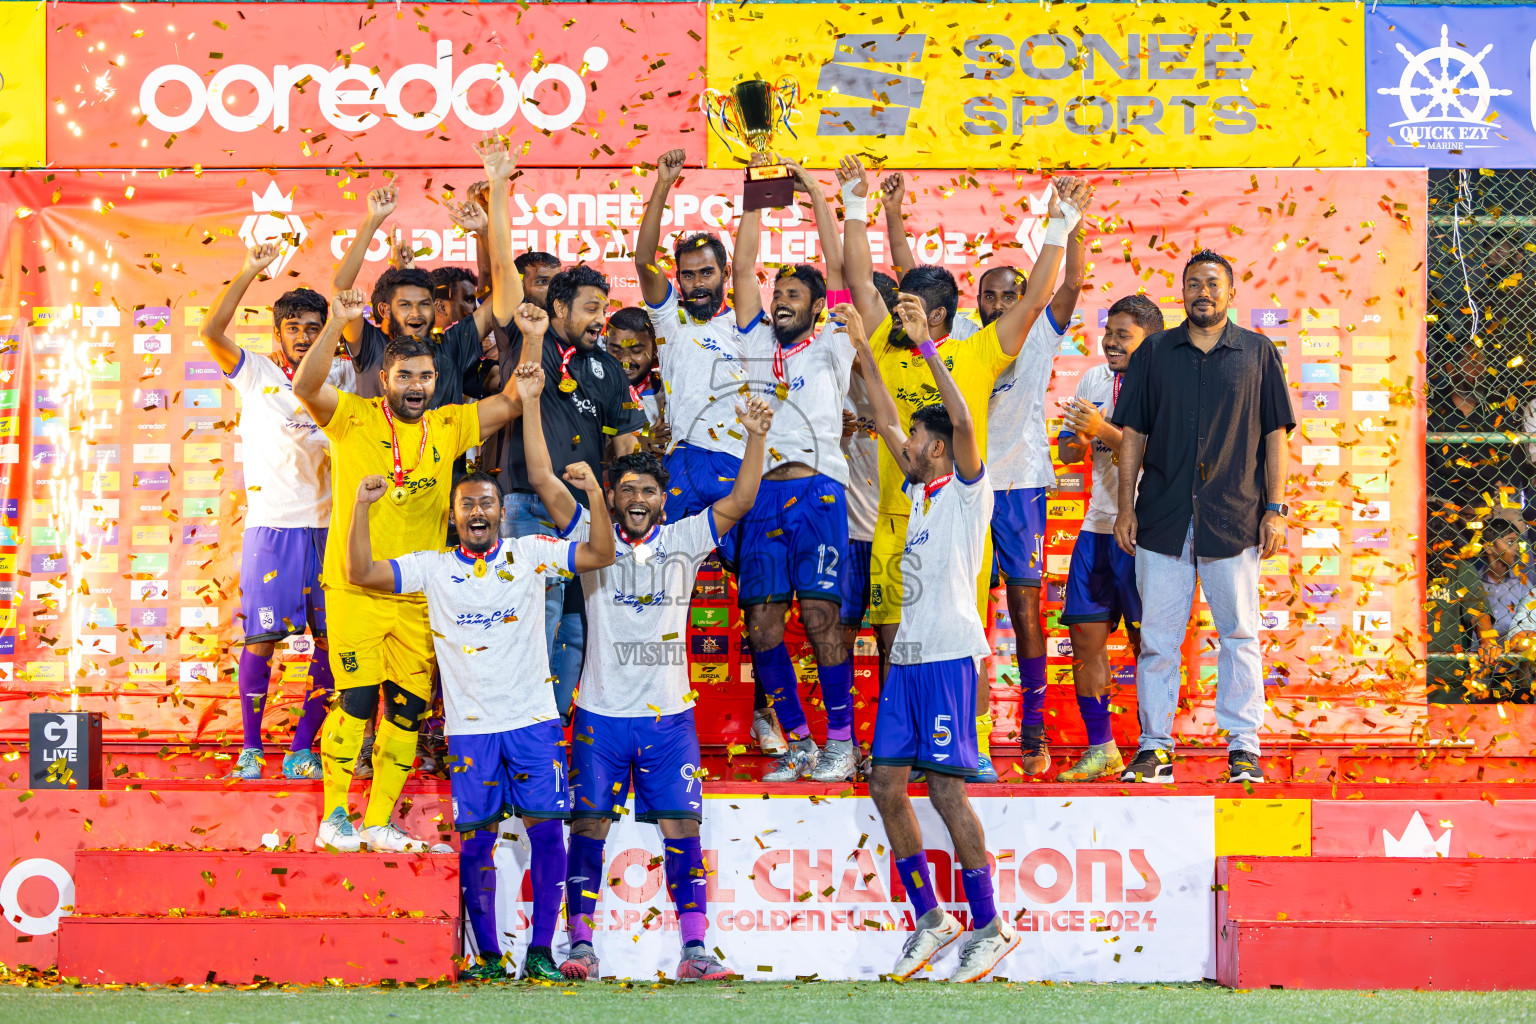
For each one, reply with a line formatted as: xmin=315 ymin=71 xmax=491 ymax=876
xmin=978 ymin=304 xmax=1004 ymax=327
xmin=1186 ymin=299 xmax=1226 ymax=329
xmin=771 ymin=305 xmax=816 ymax=346
xmin=459 ymin=514 xmax=497 ymax=553
xmin=681 ymin=283 xmax=725 ymax=321
xmin=387 ymin=311 xmax=433 ymax=341
xmin=385 ymin=384 xmax=430 ymax=422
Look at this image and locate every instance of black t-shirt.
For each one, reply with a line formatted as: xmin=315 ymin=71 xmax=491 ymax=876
xmin=348 ymin=316 xmax=486 ymax=409
xmin=1111 ymin=320 xmax=1296 ymax=558
xmin=497 ymin=327 xmax=649 ymax=503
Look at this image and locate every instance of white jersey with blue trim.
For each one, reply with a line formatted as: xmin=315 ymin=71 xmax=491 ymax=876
xmin=644 ymin=281 xmax=746 ymax=459
xmin=391 ymin=536 xmax=577 ymax=735
xmin=890 ymin=465 xmax=994 ymax=665
xmin=842 ymin=371 xmax=880 ymax=543
xmin=569 ymin=505 xmax=723 ymax=718
xmin=987 ymin=310 xmax=1069 ymax=490
xmin=739 ymin=317 xmax=855 ymax=485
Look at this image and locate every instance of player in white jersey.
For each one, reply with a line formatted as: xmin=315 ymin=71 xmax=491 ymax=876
xmin=636 ymin=148 xmax=749 ymax=520
xmin=841 ymin=296 xmax=1019 ymax=983
xmin=731 ymin=158 xmax=863 ymax=783
xmin=1055 ymin=296 xmax=1163 ymax=782
xmin=201 ymin=241 xmax=356 ymax=781
xmin=500 ymin=359 xmax=773 ymax=982
xmin=344 ymin=424 xmax=616 ymax=981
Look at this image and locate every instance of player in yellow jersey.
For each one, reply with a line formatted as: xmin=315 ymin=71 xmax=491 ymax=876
xmin=292 ymin=138 xmax=528 ymax=852
xmin=840 ymin=155 xmax=1088 ymax=781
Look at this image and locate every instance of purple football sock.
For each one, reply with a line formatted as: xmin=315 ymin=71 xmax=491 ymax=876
xmin=896 ymin=852 xmax=939 ymax=919
xmin=289 ymin=653 xmax=334 ymax=752
xmin=754 ymin=644 xmax=807 ymax=739
xmin=527 ymin=819 xmax=566 ymax=950
xmin=664 ymin=835 xmax=709 ymax=948
xmin=566 ymin=834 xmax=605 ymax=945
xmin=460 ymin=830 xmax=501 ymax=959
xmin=1020 ymin=655 xmax=1047 ymax=731
xmin=237 ymin=648 xmax=272 ymax=749
xmin=1077 ymin=693 xmax=1113 ymax=747
xmin=753 ymin=674 xmax=769 ymax=712
xmin=961 ymin=866 xmax=998 ymax=930
xmin=819 ymin=659 xmax=854 ymax=742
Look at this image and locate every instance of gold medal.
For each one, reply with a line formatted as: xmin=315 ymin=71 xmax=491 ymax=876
xmin=774 ymin=382 xmax=789 ymax=400
xmin=559 ymin=376 xmax=578 ymax=393
xmin=472 ymin=558 xmax=488 ymax=578
xmin=389 ymin=485 xmax=408 ymax=506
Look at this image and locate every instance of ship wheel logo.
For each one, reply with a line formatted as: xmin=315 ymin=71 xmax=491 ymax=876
xmin=1377 ymin=23 xmax=1512 ymax=127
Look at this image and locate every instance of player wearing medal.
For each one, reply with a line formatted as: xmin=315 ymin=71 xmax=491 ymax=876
xmin=635 ymin=148 xmax=748 ymax=520
xmin=841 ymin=297 xmax=1018 ymax=982
xmin=292 ymin=140 xmax=530 ymax=853
xmin=845 ymin=159 xmax=1086 ymax=781
xmin=513 ymin=366 xmax=773 ymax=982
xmin=730 ymin=156 xmax=860 ymax=783
xmin=200 ymin=243 xmax=353 ymax=780
xmin=1054 ymin=295 xmax=1162 ymax=782
xmin=344 ymin=456 xmax=615 ymax=981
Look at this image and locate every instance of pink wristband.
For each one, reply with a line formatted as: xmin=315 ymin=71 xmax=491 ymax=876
xmin=917 ymin=339 xmax=939 ymax=360
xmin=826 ymin=288 xmax=852 ymax=306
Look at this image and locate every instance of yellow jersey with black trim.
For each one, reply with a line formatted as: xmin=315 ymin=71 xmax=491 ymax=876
xmin=870 ymin=315 xmax=1015 ymax=515
xmin=321 ymin=391 xmax=480 ymax=599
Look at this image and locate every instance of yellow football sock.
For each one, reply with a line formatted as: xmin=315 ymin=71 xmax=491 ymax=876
xmin=976 ymin=712 xmax=993 ymax=760
xmin=364 ymin=719 xmax=418 ymax=828
xmin=320 ymin=705 xmax=366 ymax=819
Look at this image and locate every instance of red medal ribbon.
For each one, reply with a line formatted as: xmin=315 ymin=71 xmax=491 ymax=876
xmin=923 ymin=472 xmax=954 ymax=500
xmin=558 ymin=343 xmax=577 ymax=383
xmin=380 ymin=399 xmax=430 ymax=489
xmin=772 ymin=337 xmax=813 ymax=386
xmin=459 ymin=540 xmax=500 ymax=565
xmin=1112 ymin=371 xmax=1122 ymax=409
xmin=277 ymin=355 xmax=296 ymax=382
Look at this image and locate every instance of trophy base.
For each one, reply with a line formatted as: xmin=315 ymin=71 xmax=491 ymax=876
xmin=743 ymin=163 xmax=793 ymax=211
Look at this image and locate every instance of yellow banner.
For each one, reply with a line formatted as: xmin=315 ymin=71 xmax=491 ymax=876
xmin=706 ymin=3 xmax=1364 ymax=168
xmin=0 ymin=2 xmax=45 ymax=168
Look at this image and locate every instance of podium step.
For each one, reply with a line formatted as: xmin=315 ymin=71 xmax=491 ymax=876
xmin=71 ymin=849 xmax=459 ymax=918
xmin=57 ymin=916 xmax=458 ymax=985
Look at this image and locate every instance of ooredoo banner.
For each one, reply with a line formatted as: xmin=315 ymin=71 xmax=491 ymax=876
xmin=45 ymin=2 xmax=704 ymax=168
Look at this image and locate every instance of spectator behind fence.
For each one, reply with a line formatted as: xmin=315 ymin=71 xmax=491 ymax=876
xmin=1428 ymin=336 xmax=1531 ymax=510
xmin=1427 ymin=517 xmax=1498 ymax=704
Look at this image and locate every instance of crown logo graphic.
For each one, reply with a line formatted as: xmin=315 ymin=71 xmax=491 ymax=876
xmin=239 ymin=183 xmax=307 ymax=275
xmin=1382 ymin=811 xmax=1453 ymax=857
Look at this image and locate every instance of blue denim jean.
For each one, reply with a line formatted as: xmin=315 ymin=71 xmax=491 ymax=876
xmin=501 ymin=491 xmax=584 ymax=717
xmin=1133 ymin=522 xmax=1265 ymax=755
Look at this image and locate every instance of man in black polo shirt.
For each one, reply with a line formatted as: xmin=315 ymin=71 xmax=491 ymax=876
xmin=1111 ymin=249 xmax=1295 ymax=785
xmin=498 ymin=267 xmax=647 ymax=717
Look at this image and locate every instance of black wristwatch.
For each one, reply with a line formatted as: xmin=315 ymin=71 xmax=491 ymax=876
xmin=1265 ymin=502 xmax=1290 ymax=516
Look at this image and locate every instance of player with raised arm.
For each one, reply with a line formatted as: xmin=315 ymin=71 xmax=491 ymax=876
xmin=200 ymin=243 xmax=352 ymax=780
xmin=635 ymin=148 xmax=748 ymax=521
xmin=731 ymin=156 xmax=860 ymax=783
xmin=844 ymin=157 xmax=1086 ymax=781
xmin=509 ymin=357 xmax=774 ymax=982
xmin=290 ymin=266 xmax=527 ymax=853
xmin=331 ymin=142 xmax=521 ymax=407
xmin=1053 ymin=295 xmax=1163 ymax=781
xmin=344 ymin=447 xmax=614 ymax=981
xmin=841 ymin=297 xmax=1018 ymax=982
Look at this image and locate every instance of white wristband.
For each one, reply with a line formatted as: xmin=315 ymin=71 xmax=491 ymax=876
xmin=1042 ymin=199 xmax=1081 ymax=248
xmin=841 ymin=180 xmax=868 ymax=223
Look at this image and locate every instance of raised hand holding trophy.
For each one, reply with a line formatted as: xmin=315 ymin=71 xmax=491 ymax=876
xmin=703 ymin=75 xmax=802 ymax=211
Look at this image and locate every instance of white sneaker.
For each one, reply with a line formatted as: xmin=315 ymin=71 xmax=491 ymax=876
xmin=751 ymin=709 xmax=788 ymax=756
xmin=950 ymin=916 xmax=1020 ymax=983
xmin=762 ymin=740 xmax=818 ymax=782
xmin=359 ymin=822 xmax=430 ymax=853
xmin=891 ymin=908 xmax=963 ymax=979
xmin=315 ymin=808 xmax=362 ymax=852
xmin=810 ymin=739 xmax=858 ymax=783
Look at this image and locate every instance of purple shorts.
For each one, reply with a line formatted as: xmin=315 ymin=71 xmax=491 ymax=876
xmin=238 ymin=526 xmax=327 ymax=644
xmin=569 ymin=707 xmax=703 ymax=822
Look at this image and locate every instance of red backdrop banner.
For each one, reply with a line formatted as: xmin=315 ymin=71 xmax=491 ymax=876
xmin=45 ymin=2 xmax=705 ymax=168
xmin=0 ymin=166 xmax=1427 ymax=746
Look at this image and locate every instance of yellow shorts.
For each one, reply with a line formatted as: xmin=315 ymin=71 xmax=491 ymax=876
xmin=323 ymin=585 xmax=436 ymax=699
xmin=869 ymin=510 xmax=994 ymax=627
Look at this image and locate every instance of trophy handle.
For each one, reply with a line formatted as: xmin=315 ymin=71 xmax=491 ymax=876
xmin=771 ymin=76 xmax=802 ymax=140
xmin=702 ymin=89 xmax=746 ymax=154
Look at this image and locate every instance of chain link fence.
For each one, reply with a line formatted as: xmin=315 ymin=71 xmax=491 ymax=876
xmin=1426 ymin=168 xmax=1536 ymax=704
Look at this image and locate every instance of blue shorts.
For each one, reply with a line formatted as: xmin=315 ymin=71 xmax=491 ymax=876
xmin=238 ymin=526 xmax=327 ymax=643
xmin=872 ymin=658 xmax=979 ymax=777
xmin=569 ymin=707 xmax=703 ymax=823
xmin=1060 ymin=531 xmax=1143 ymax=632
xmin=840 ymin=539 xmax=873 ymax=626
xmin=733 ymin=474 xmax=848 ymax=606
xmin=447 ymin=720 xmax=571 ymax=832
xmin=991 ymin=487 xmax=1048 ymax=587
xmin=663 ymin=443 xmax=742 ymax=523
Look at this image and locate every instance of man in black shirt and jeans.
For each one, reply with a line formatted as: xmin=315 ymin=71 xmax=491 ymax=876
xmin=498 ymin=266 xmax=648 ymax=717
xmin=1111 ymin=250 xmax=1295 ymax=784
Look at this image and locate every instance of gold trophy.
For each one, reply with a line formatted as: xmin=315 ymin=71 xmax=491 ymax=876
xmin=703 ymin=75 xmax=802 ymax=211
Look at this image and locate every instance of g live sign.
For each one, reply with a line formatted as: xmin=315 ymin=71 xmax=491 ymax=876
xmin=44 ymin=2 xmax=704 ymax=167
